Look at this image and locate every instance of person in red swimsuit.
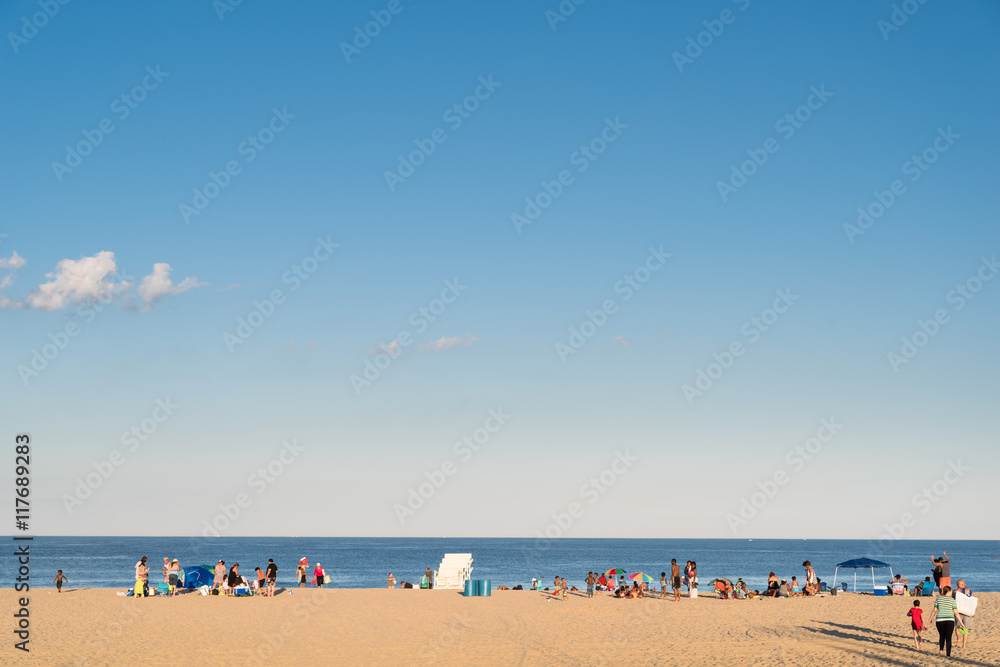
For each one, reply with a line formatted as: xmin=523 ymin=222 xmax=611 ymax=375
xmin=907 ymin=599 xmax=925 ymax=649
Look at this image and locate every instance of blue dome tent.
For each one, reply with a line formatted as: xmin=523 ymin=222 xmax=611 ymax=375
xmin=183 ymin=564 xmax=214 ymax=589
xmin=832 ymin=557 xmax=893 ymax=592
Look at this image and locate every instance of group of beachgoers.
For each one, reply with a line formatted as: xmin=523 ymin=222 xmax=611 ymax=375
xmin=129 ymin=555 xmax=328 ymax=597
xmin=386 ymin=567 xmax=435 ymax=589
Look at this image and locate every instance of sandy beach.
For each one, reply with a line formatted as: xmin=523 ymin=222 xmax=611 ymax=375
xmin=3 ymin=588 xmax=996 ymax=666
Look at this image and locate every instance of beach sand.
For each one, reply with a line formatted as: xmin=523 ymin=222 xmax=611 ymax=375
xmin=3 ymin=588 xmax=996 ymax=666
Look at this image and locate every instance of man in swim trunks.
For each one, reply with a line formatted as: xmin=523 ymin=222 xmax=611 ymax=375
xmin=53 ymin=570 xmax=68 ymax=592
xmin=266 ymin=558 xmax=278 ymax=597
xmin=586 ymin=572 xmax=596 ymax=598
xmin=671 ymin=559 xmax=681 ymax=601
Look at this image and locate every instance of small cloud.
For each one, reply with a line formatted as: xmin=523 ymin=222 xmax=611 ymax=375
xmin=371 ymin=339 xmax=401 ymax=356
xmin=219 ymin=283 xmax=241 ymax=292
xmin=612 ymin=336 xmax=629 ymax=348
xmin=0 ymin=251 xmax=26 ymax=292
xmin=26 ymin=251 xmax=131 ymax=311
xmin=288 ymin=339 xmax=295 ymax=350
xmin=306 ymin=340 xmax=316 ymax=348
xmin=137 ymin=263 xmax=205 ymax=306
xmin=420 ymin=335 xmax=478 ymax=352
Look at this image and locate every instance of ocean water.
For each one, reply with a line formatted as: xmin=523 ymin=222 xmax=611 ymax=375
xmin=17 ymin=537 xmax=1000 ymax=592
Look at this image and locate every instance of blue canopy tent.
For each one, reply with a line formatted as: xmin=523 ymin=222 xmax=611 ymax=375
xmin=183 ymin=565 xmax=214 ymax=589
xmin=832 ymin=558 xmax=893 ymax=592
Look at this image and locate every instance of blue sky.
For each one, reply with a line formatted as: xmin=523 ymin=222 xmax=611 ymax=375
xmin=2 ymin=0 xmax=998 ymax=539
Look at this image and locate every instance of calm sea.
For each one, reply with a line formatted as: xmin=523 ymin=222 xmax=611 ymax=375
xmin=16 ymin=537 xmax=1000 ymax=592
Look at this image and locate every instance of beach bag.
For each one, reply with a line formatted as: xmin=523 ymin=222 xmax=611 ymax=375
xmin=955 ymin=593 xmax=977 ymax=617
xmin=324 ymin=575 xmax=330 ymax=584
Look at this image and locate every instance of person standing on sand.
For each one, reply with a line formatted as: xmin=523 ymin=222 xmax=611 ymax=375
xmin=928 ymin=585 xmax=964 ymax=657
xmin=213 ymin=560 xmax=226 ymax=593
xmin=907 ymin=599 xmax=925 ymax=649
xmin=689 ymin=562 xmax=698 ymax=598
xmin=266 ymin=559 xmax=277 ymax=597
xmin=53 ymin=570 xmax=68 ymax=592
xmin=315 ymin=562 xmax=326 ymax=588
xmin=297 ymin=558 xmax=308 ymax=588
xmin=162 ymin=557 xmax=170 ymax=585
xmin=952 ymin=580 xmax=974 ymax=649
xmin=387 ymin=572 xmax=396 ymax=589
xmin=671 ymin=559 xmax=681 ymax=601
xmin=931 ymin=557 xmax=943 ymax=591
xmin=803 ymin=561 xmax=818 ymax=596
xmin=586 ymin=572 xmax=596 ymax=598
xmin=168 ymin=559 xmax=182 ymax=596
xmin=425 ymin=567 xmax=434 ymax=589
xmin=134 ymin=556 xmax=148 ymax=598
xmin=938 ymin=551 xmax=951 ymax=592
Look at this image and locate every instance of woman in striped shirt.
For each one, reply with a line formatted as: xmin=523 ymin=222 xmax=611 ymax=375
xmin=928 ymin=585 xmax=965 ymax=656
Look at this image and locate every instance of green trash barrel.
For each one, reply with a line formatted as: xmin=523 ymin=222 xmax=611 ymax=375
xmin=482 ymin=579 xmax=491 ymax=596
xmin=464 ymin=579 xmax=474 ymax=596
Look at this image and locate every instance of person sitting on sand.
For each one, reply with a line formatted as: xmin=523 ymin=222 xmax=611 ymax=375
xmin=767 ymin=572 xmax=779 ymax=597
xmin=790 ymin=577 xmax=802 ymax=596
xmin=779 ymin=579 xmax=791 ymax=597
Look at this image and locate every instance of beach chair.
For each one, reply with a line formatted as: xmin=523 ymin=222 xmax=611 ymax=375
xmin=918 ymin=581 xmax=934 ymax=597
xmin=891 ymin=582 xmax=905 ymax=595
xmin=156 ymin=583 xmax=170 ymax=596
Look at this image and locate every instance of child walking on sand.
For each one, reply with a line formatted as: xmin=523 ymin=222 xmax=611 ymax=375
xmin=907 ymin=599 xmax=924 ymax=649
xmin=53 ymin=570 xmax=68 ymax=592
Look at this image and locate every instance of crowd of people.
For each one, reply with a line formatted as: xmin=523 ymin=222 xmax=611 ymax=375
xmin=128 ymin=555 xmax=328 ymax=597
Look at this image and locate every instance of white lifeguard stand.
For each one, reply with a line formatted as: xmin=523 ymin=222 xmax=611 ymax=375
xmin=435 ymin=553 xmax=473 ymax=590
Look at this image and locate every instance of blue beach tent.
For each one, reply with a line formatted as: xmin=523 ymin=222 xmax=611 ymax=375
xmin=183 ymin=565 xmax=214 ymax=589
xmin=832 ymin=558 xmax=893 ymax=592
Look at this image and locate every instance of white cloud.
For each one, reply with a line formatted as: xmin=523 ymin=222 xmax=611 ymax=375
xmin=0 ymin=251 xmax=26 ymax=292
xmin=420 ymin=335 xmax=478 ymax=352
xmin=371 ymin=339 xmax=401 ymax=356
xmin=137 ymin=263 xmax=205 ymax=305
xmin=26 ymin=251 xmax=131 ymax=311
xmin=219 ymin=283 xmax=240 ymax=292
xmin=612 ymin=336 xmax=629 ymax=348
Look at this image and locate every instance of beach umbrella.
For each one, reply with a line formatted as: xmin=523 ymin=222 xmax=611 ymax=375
xmin=605 ymin=568 xmax=626 ymax=576
xmin=628 ymin=572 xmax=654 ymax=583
